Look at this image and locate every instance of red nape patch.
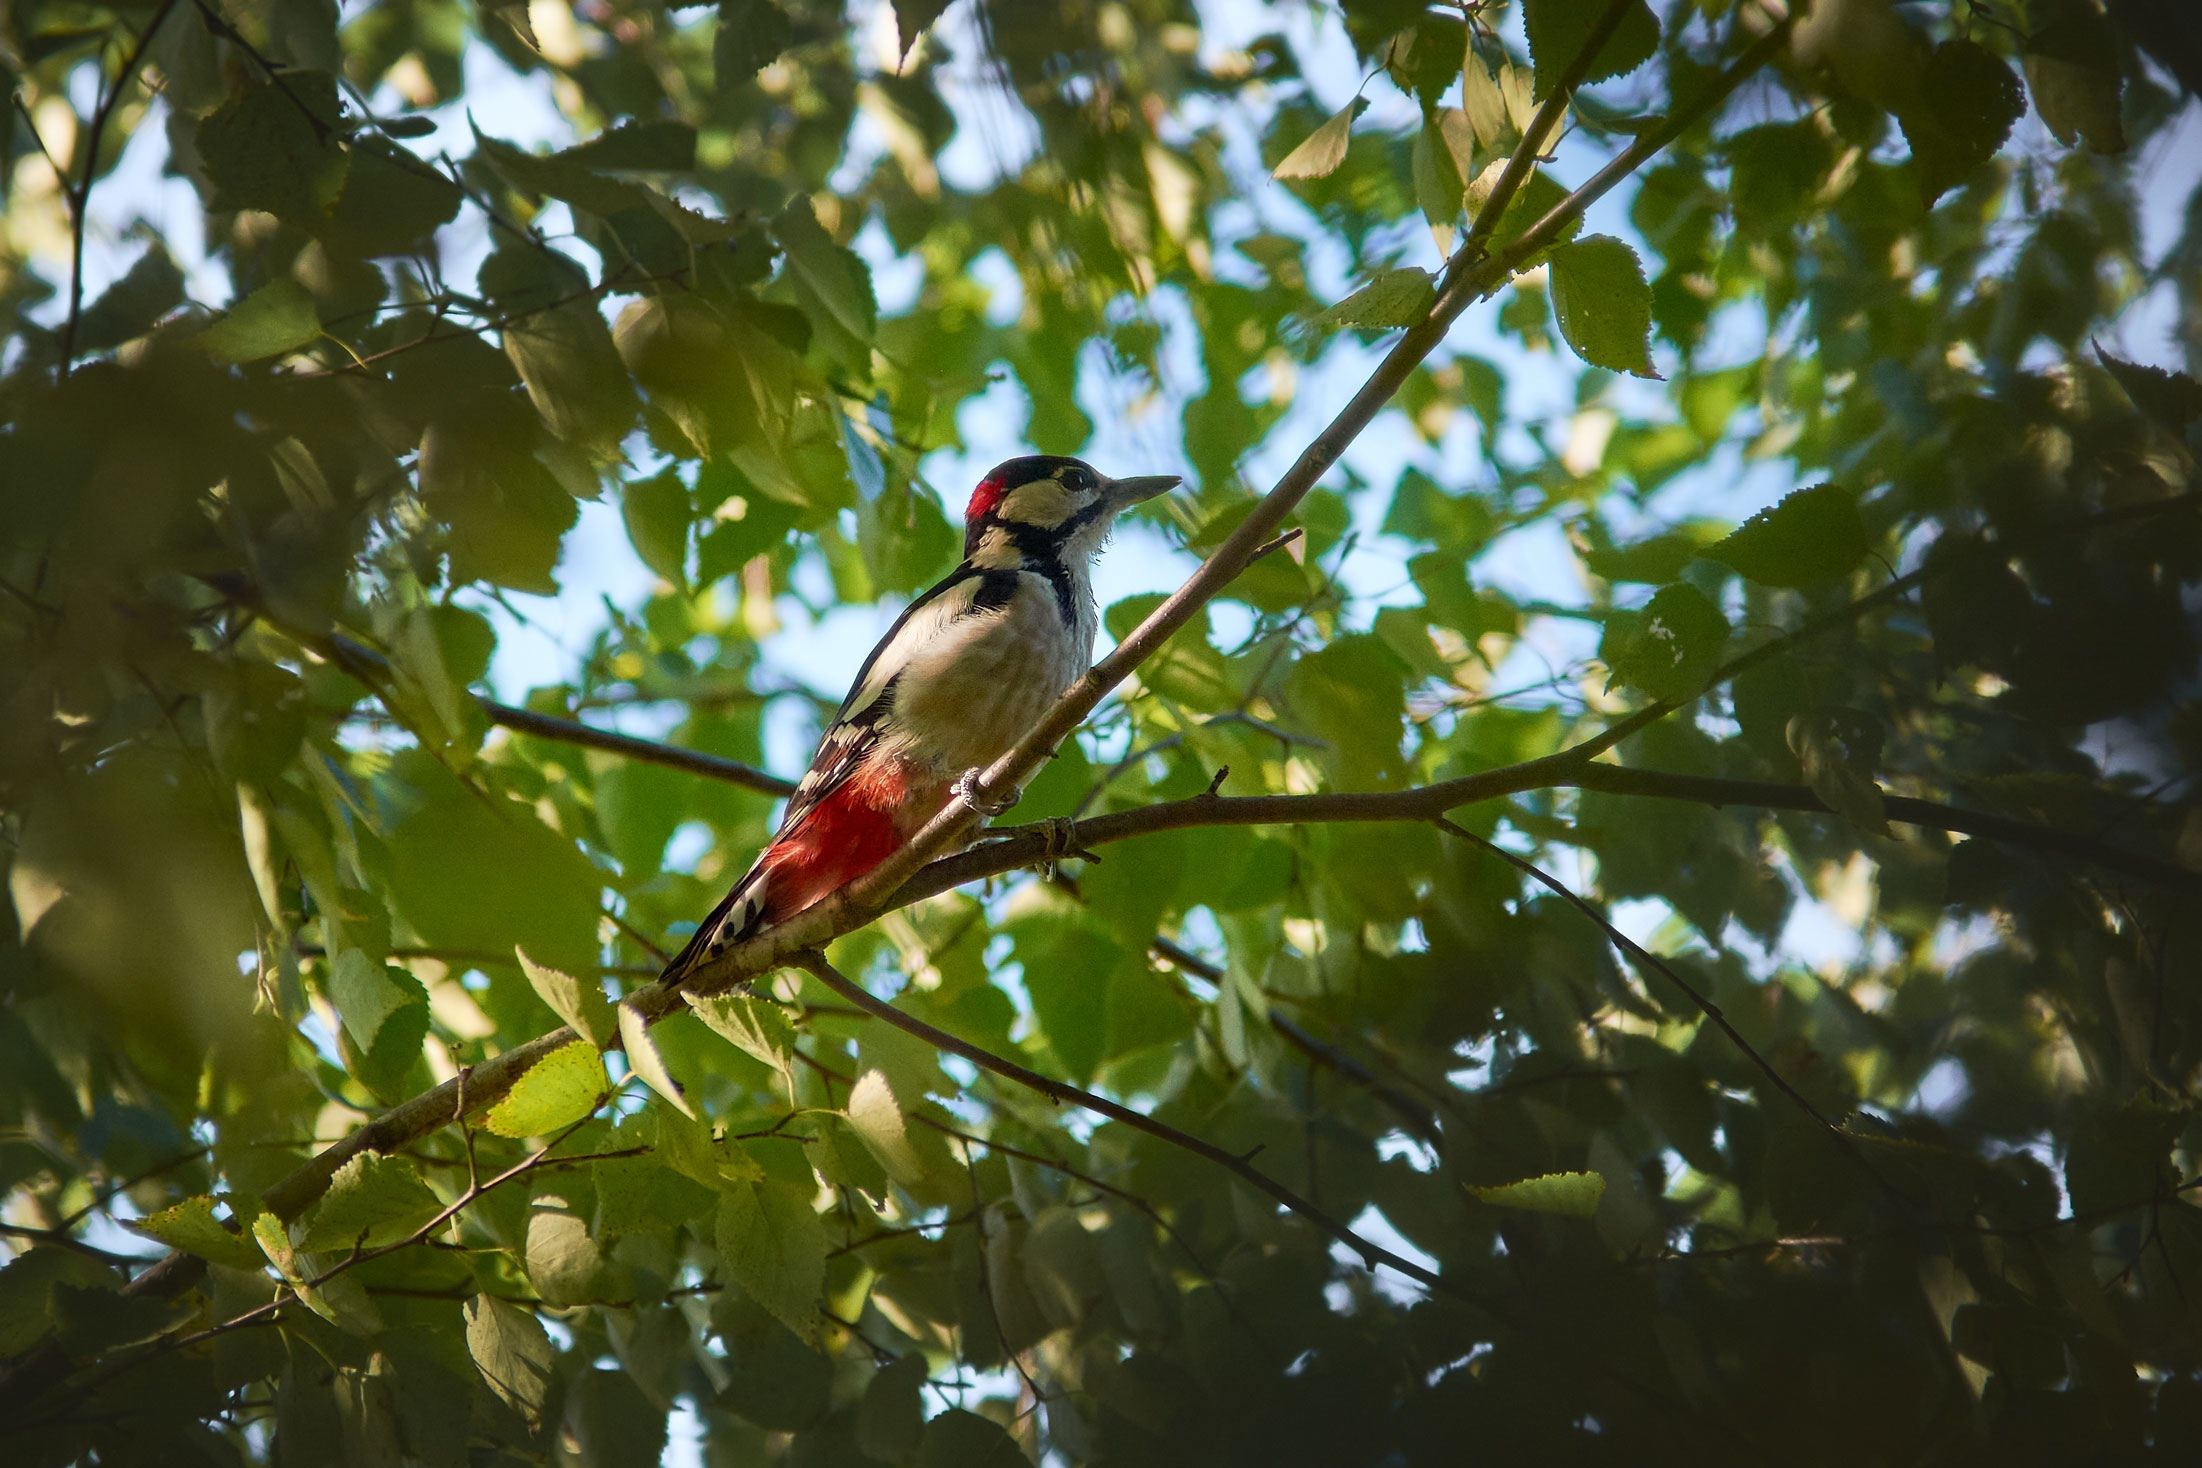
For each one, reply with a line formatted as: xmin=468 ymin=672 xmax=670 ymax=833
xmin=752 ymin=765 xmax=945 ymax=924
xmin=966 ymin=471 xmax=1007 ymax=524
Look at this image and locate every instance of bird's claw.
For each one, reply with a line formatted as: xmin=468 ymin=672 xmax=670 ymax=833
xmin=953 ymin=768 xmax=1016 ymax=818
xmin=1040 ymin=817 xmax=1100 ymax=865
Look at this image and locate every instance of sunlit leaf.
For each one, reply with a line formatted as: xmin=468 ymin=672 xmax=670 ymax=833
xmin=127 ymin=1196 xmax=265 ymax=1270
xmin=1273 ymin=97 xmax=1367 ymax=181
xmin=483 ymin=1040 xmax=609 ymax=1138
xmin=1548 ymin=234 xmax=1658 ymax=378
xmin=620 ymin=1002 xmax=695 ymax=1119
xmin=1470 ymin=1170 xmax=1607 ymax=1217
xmin=194 ymin=280 xmax=320 ymax=364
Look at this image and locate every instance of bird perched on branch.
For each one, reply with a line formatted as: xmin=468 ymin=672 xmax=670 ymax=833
xmin=661 ymin=455 xmax=1181 ymax=985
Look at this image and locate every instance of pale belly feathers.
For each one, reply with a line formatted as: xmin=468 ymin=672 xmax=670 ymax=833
xmin=885 ymin=572 xmax=1093 ymax=777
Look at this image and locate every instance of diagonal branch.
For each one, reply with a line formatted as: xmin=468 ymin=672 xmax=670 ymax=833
xmin=1431 ymin=818 xmax=1841 ymax=1133
xmin=1428 ymin=818 xmax=1912 ymax=1207
xmin=793 ymin=951 xmax=1455 ymax=1296
xmin=259 ymin=611 xmax=795 ymax=796
xmin=55 ymin=0 xmax=183 ymax=379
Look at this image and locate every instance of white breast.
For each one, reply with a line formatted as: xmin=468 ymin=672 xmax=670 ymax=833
xmin=886 ymin=569 xmax=1094 ymax=776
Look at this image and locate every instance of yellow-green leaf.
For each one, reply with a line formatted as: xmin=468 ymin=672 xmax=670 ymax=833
xmin=619 ymin=1001 xmax=695 ymax=1119
xmin=195 ymin=280 xmax=320 ymax=365
xmin=483 ymin=1040 xmax=608 ymax=1138
xmin=517 ymin=947 xmax=615 ymax=1049
xmin=844 ymin=1069 xmax=925 ymax=1187
xmin=128 ymin=1196 xmax=264 ymax=1270
xmin=1274 ymin=97 xmax=1367 ymax=182
xmin=1470 ymin=1170 xmax=1607 ymax=1217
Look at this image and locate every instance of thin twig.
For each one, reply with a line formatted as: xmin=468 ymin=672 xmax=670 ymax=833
xmin=795 ymin=951 xmax=1455 ymax=1297
xmin=56 ymin=0 xmax=183 ymax=379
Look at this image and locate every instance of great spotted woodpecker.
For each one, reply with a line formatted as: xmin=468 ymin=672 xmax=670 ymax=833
xmin=660 ymin=455 xmax=1180 ymax=984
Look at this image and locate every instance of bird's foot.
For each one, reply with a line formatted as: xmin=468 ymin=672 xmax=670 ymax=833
xmin=952 ymin=767 xmax=1017 ymax=818
xmin=1039 ymin=816 xmax=1100 ymax=865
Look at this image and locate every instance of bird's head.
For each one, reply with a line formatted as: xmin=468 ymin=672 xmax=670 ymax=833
xmin=962 ymin=455 xmax=1180 ymax=566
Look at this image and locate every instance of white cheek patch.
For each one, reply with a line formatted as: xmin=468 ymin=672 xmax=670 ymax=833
xmin=967 ymin=527 xmax=1019 ymax=567
xmin=1000 ymin=483 xmax=1076 ymax=527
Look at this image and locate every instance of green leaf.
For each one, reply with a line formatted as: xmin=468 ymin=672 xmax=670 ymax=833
xmin=620 ymin=1001 xmax=695 ymax=1119
xmin=715 ymin=1294 xmax=832 ymax=1428
xmin=297 ymin=1154 xmax=444 ymax=1253
xmin=525 ymin=1202 xmax=609 ymax=1306
xmin=1604 ymin=584 xmax=1727 ymax=701
xmin=717 ymin=0 xmax=794 ymax=79
xmin=561 ymin=121 xmax=699 ymax=172
xmin=516 ymin=947 xmax=615 ymax=1050
xmin=1314 ymin=267 xmax=1436 ymax=331
xmin=892 ymin=0 xmax=953 ymax=60
xmin=0 ymin=1249 xmax=118 ymax=1356
xmin=772 ymin=197 xmax=878 ymax=374
xmin=917 ymin=1409 xmax=1028 ymax=1468
xmin=622 ymin=470 xmax=691 ymax=587
xmin=75 ymin=241 xmax=185 ymax=353
xmin=2024 ymin=12 xmax=2125 ymax=154
xmin=483 ymin=1040 xmax=609 ymax=1138
xmin=51 ymin=1283 xmax=192 ymax=1356
xmin=856 ymin=1355 xmax=927 ymax=1461
xmin=1727 ymin=120 xmax=1837 ymax=234
xmin=1900 ymin=40 xmax=2024 ymax=204
xmin=196 ymin=73 xmax=347 ymax=223
xmin=323 ymin=138 xmax=465 ymax=257
xmin=473 ymin=128 xmax=651 ymax=217
xmin=1547 ymin=234 xmax=1659 ymax=378
xmin=500 ymin=299 xmax=641 ymax=461
xmin=328 ymin=949 xmax=426 ymax=1053
xmin=714 ymin=1177 xmax=827 ymax=1340
xmin=689 ymin=992 xmax=799 ymax=1100
xmin=126 ymin=1195 xmax=265 ymax=1270
xmin=843 ymin=1069 xmax=925 ymax=1187
xmin=465 ymin=1295 xmax=556 ymax=1429
xmin=569 ymin=1368 xmax=670 ymax=1468
xmin=388 ymin=769 xmax=604 ymax=976
xmin=1412 ymin=116 xmax=1465 ymax=250
xmin=594 ymin=1149 xmax=716 ymax=1235
xmin=195 ymin=279 xmax=321 ymax=364
xmin=1701 ymin=484 xmax=1871 ymax=588
xmin=1470 ymin=1170 xmax=1608 ymax=1218
xmin=1273 ymin=97 xmax=1367 ymax=181
xmin=1522 ymin=0 xmax=1660 ymax=100
xmin=1461 ymin=55 xmax=1511 ymax=148
xmin=1787 ymin=707 xmax=1890 ymax=837
xmin=2097 ymin=346 xmax=2202 ymax=438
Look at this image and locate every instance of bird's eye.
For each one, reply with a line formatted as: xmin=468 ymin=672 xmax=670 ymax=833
xmin=1062 ymin=468 xmax=1094 ymax=493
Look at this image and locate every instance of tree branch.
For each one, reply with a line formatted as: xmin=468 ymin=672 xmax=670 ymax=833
xmin=792 ymin=952 xmax=1454 ymax=1297
xmin=268 ymin=615 xmax=795 ymax=797
xmin=1149 ymin=937 xmax=1443 ymax=1145
xmin=55 ymin=0 xmax=182 ymax=379
xmin=913 ymin=762 xmax=2202 ymax=903
xmin=480 ymin=697 xmax=796 ymax=796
